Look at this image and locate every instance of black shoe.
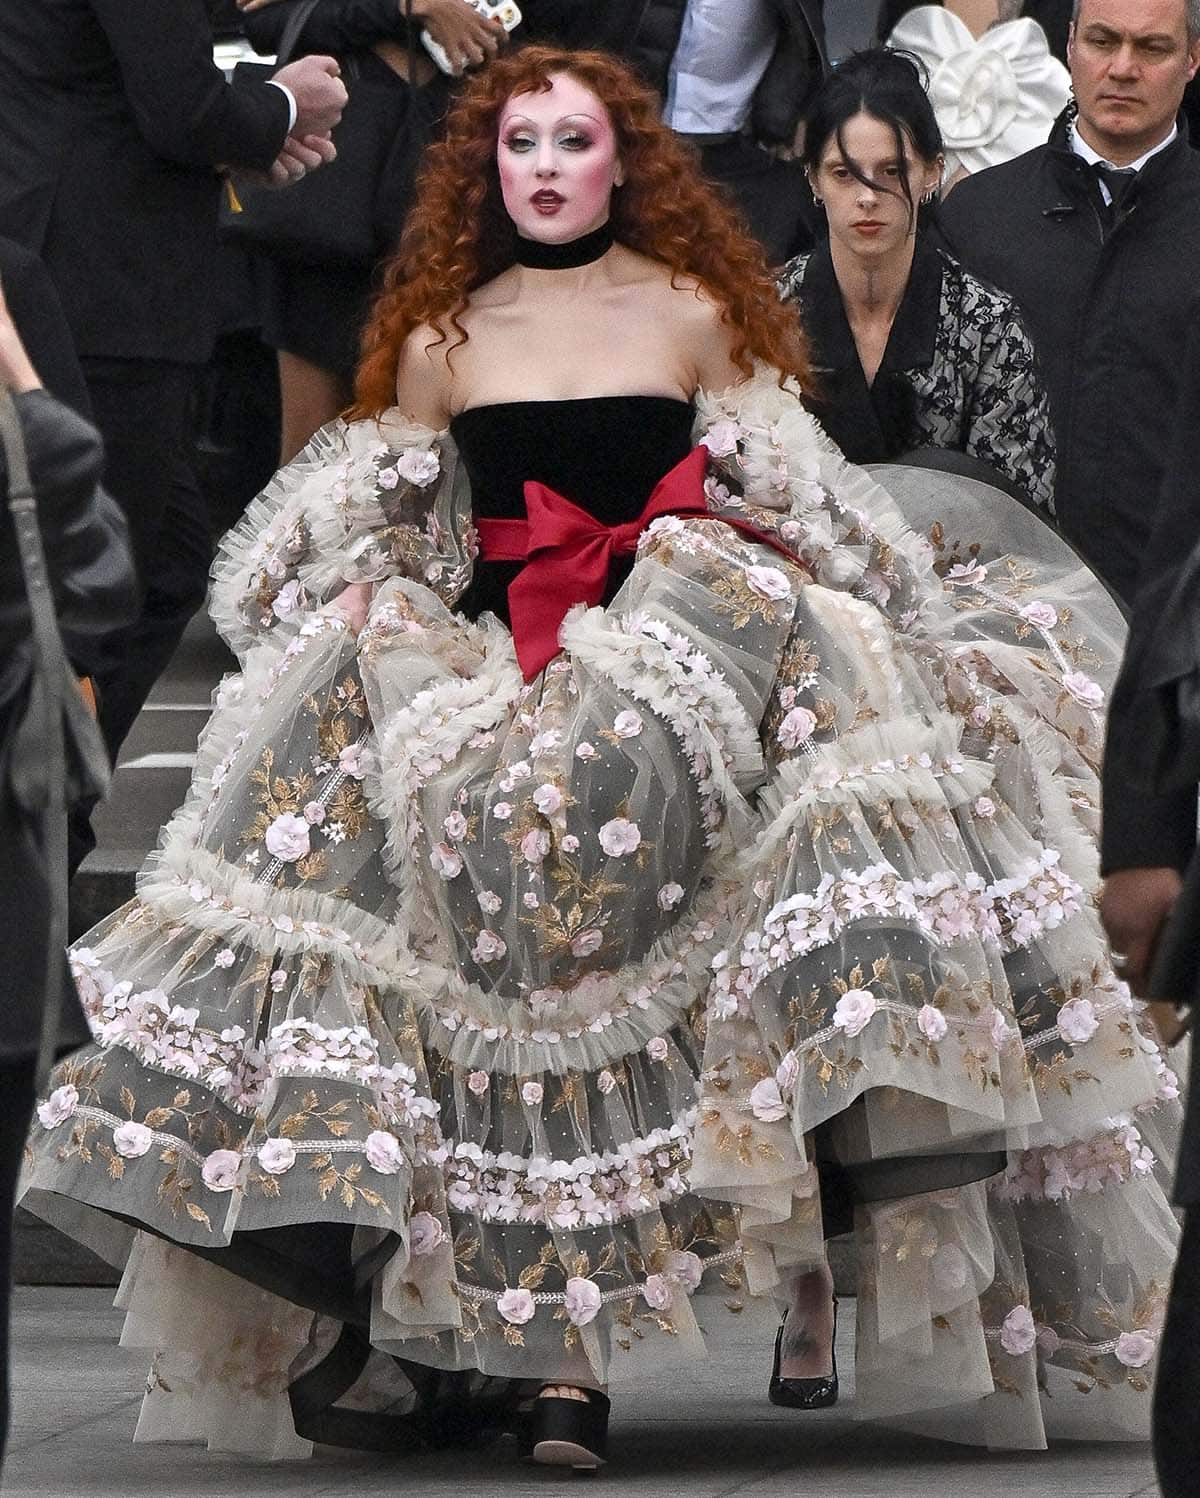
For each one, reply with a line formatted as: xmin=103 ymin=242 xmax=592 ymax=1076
xmin=517 ymin=1388 xmax=610 ymax=1471
xmin=768 ymin=1296 xmax=839 ymax=1410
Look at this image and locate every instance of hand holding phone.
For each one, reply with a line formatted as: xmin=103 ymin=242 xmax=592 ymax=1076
xmin=417 ymin=0 xmax=520 ymax=76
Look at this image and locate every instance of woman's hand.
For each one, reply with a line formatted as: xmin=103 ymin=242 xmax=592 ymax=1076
xmin=410 ymin=0 xmax=506 ymax=74
xmin=323 ymin=580 xmax=374 ymax=634
xmin=0 ymin=282 xmax=42 ymax=394
xmin=236 ymin=0 xmax=287 ymax=15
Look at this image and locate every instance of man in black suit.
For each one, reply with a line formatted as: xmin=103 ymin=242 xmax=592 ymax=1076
xmin=939 ymin=0 xmax=1200 ymax=606
xmin=1100 ymin=302 xmax=1200 ymax=1498
xmin=0 ymin=0 xmax=346 ymax=791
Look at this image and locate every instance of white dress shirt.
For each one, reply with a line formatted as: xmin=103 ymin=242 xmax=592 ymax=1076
xmin=664 ymin=0 xmax=777 ymax=136
xmin=1069 ymin=119 xmax=1177 ymax=201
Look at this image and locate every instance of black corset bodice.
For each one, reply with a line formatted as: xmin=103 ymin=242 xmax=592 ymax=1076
xmin=449 ymin=395 xmax=696 ymax=625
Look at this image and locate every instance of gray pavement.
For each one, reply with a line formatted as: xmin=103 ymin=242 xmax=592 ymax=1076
xmin=5 ymin=1288 xmax=1161 ymax=1498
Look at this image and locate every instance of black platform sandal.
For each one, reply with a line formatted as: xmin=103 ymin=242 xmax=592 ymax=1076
xmin=517 ymin=1387 xmax=610 ymax=1471
xmin=768 ymin=1296 xmax=839 ymax=1410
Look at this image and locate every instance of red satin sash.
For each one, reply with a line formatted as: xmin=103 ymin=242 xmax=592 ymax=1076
xmin=476 ymin=445 xmax=805 ymax=681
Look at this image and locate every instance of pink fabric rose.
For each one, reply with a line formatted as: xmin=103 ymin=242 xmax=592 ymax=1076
xmin=778 ymin=706 xmax=817 ymax=749
xmin=36 ymin=1085 xmax=79 ymax=1129
xmin=112 ymin=1121 xmax=154 ymax=1159
xmin=657 ymin=882 xmax=685 ymax=910
xmin=430 ymin=842 xmax=463 ymax=879
xmin=257 ymin=1138 xmax=297 ymax=1175
xmin=201 ymin=1148 xmax=242 ymax=1192
xmin=833 ymin=988 xmax=878 ymax=1038
xmin=642 ymin=1274 xmax=674 ymax=1311
xmin=1057 ymin=997 xmax=1100 ymax=1045
xmin=746 ymin=565 xmax=791 ymax=601
xmin=264 ymin=813 xmax=310 ymax=863
xmin=1062 ymin=671 xmax=1105 ymax=709
xmin=999 ymin=1305 xmax=1037 ymax=1356
xmin=1115 ymin=1329 xmax=1156 ymax=1368
xmin=564 ymin=1277 xmax=603 ymax=1327
xmin=497 ymin=1287 xmax=536 ymax=1325
xmin=599 ymin=818 xmax=641 ymax=856
xmin=364 ymin=1130 xmax=405 ymax=1175
xmin=917 ymin=1004 xmax=948 ymax=1043
xmin=749 ymin=1078 xmax=788 ymax=1122
xmin=409 ymin=1211 xmax=446 ymax=1256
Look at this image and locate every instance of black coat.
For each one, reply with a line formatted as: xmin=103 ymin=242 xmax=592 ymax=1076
xmin=940 ymin=113 xmax=1200 ymax=607
xmin=0 ymin=0 xmax=293 ymax=365
xmin=1103 ymin=304 xmax=1200 ymax=1203
xmin=0 ymin=390 xmax=137 ymax=1057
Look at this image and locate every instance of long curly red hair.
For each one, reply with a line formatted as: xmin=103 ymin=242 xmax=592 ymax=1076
xmin=351 ymin=46 xmax=810 ymax=416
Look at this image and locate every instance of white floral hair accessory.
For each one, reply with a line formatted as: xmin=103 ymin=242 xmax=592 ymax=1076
xmin=886 ymin=9 xmax=1070 ymax=182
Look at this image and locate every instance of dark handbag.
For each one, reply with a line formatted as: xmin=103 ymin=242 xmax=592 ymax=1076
xmin=0 ymin=389 xmax=111 ymax=1084
xmin=220 ymin=0 xmax=410 ymax=269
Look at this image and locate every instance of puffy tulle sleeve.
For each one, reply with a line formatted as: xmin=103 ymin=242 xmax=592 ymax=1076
xmin=209 ymin=412 xmax=475 ymax=662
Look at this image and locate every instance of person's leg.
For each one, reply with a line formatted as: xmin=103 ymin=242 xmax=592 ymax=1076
xmin=779 ymin=1262 xmax=837 ymax=1378
xmin=0 ymin=1056 xmax=37 ymax=1466
xmin=79 ymin=358 xmax=211 ymax=764
xmin=277 ymin=350 xmax=351 ymax=466
xmin=1154 ymin=1207 xmax=1200 ymax=1498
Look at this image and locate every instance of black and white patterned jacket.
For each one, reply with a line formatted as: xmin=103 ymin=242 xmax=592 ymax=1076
xmin=778 ymin=239 xmax=1056 ymax=513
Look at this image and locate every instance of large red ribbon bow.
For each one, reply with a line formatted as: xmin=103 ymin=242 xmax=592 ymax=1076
xmin=476 ymin=445 xmax=803 ymax=681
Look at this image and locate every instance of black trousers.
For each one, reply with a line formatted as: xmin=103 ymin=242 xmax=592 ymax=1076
xmin=1155 ymin=1207 xmax=1200 ymax=1498
xmin=695 ymin=138 xmax=818 ymax=266
xmin=81 ymin=357 xmax=212 ymax=763
xmin=0 ymin=1057 xmax=35 ymax=1467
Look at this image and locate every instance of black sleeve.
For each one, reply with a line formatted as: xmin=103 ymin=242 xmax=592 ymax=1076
xmin=0 ymin=239 xmax=90 ymax=419
xmin=243 ymin=0 xmax=413 ymax=56
xmin=90 ymin=0 xmax=290 ymax=170
xmin=0 ymin=392 xmax=137 ymax=678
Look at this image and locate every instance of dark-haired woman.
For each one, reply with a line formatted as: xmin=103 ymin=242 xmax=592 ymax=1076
xmin=778 ymin=48 xmax=1056 ymax=512
xmin=23 ymin=45 xmax=1178 ymax=1467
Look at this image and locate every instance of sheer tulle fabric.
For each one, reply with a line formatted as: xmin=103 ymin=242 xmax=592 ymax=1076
xmin=23 ymin=371 xmax=1178 ymax=1452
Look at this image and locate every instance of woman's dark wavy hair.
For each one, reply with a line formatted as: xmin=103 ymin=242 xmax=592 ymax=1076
xmin=352 ymin=46 xmax=810 ymax=416
xmin=801 ymin=48 xmax=943 ymax=226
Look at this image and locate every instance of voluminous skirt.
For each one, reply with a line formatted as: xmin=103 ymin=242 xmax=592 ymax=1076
xmin=23 ymin=372 xmax=1180 ymax=1455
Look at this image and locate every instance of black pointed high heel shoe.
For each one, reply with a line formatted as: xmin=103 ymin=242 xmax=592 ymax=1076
xmin=768 ymin=1295 xmax=839 ymax=1410
xmin=517 ymin=1388 xmax=610 ymax=1471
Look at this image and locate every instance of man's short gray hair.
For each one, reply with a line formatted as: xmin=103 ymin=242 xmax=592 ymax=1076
xmin=1071 ymin=0 xmax=1200 ymax=44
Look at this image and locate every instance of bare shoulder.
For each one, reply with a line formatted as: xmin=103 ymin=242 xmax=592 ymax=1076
xmin=394 ymin=322 xmax=454 ymax=429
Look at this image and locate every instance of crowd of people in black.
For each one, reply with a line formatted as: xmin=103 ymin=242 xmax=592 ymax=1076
xmin=2 ymin=2 xmax=1200 ymax=1494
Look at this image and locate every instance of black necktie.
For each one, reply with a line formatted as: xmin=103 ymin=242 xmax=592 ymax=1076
xmin=1092 ymin=162 xmax=1137 ymax=215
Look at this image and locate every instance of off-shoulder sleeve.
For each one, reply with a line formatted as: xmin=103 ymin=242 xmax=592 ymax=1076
xmin=209 ymin=412 xmax=474 ymax=662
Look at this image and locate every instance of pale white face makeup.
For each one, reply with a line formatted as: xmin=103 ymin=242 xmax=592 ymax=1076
xmin=497 ymin=73 xmax=625 ymax=244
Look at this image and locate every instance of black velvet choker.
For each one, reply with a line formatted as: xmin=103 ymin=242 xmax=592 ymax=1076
xmin=513 ymin=221 xmax=614 ymax=269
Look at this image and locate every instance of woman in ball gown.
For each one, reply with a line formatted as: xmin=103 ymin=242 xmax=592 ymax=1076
xmin=23 ymin=44 xmax=1180 ymax=1469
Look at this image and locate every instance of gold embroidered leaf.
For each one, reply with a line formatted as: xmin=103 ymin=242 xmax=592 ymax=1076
xmin=143 ymin=1107 xmax=173 ymax=1129
xmin=120 ymin=1087 xmax=136 ymax=1118
xmin=186 ymin=1202 xmax=212 ymax=1230
xmin=518 ymin=1264 xmax=548 ymax=1290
